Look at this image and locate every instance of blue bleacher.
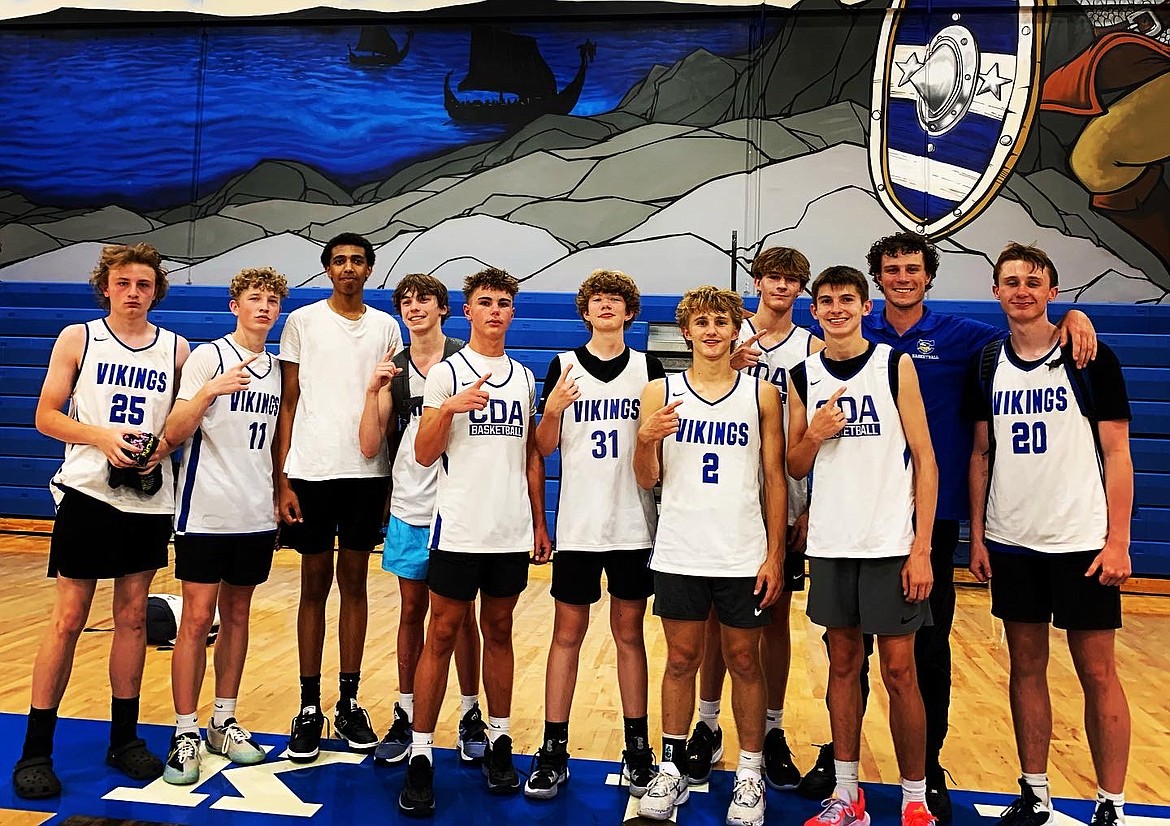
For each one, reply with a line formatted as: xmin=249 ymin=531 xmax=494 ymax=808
xmin=1 ymin=283 xmax=1168 ymax=576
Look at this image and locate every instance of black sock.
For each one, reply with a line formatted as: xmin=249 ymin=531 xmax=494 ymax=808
xmin=624 ymin=716 xmax=649 ymax=752
xmin=110 ymin=696 xmax=139 ymax=749
xmin=663 ymin=735 xmax=688 ymax=774
xmin=338 ymin=672 xmax=360 ymax=707
xmin=300 ymin=675 xmax=321 ymax=710
xmin=542 ymin=720 xmax=569 ymax=753
xmin=21 ymin=706 xmax=59 ymax=761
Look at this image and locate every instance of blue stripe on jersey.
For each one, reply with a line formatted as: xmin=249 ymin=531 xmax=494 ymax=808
xmin=430 ymin=510 xmax=443 ymax=550
xmin=175 ymin=428 xmax=204 ymax=533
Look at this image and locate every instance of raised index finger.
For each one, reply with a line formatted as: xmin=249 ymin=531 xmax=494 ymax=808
xmin=662 ymin=399 xmax=684 ymax=414
xmin=741 ymin=329 xmax=768 ymax=348
xmin=828 ymin=385 xmax=848 ymax=404
xmin=558 ymin=363 xmax=574 ymax=384
xmin=472 ymin=372 xmax=492 ymax=389
xmin=240 ymin=352 xmax=260 ymax=367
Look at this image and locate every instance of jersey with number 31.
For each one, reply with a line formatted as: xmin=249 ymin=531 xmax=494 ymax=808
xmin=51 ymin=319 xmax=179 ymax=514
xmin=651 ymin=372 xmax=766 ymax=577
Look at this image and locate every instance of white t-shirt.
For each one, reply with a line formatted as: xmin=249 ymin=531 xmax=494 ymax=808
xmin=174 ymin=337 xmax=281 ymax=535
xmin=422 ymin=347 xmax=536 ymax=554
xmin=389 ymin=359 xmax=439 ymax=527
xmin=278 ymin=299 xmax=402 ymax=480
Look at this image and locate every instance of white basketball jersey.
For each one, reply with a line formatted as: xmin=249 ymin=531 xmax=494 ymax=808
xmin=52 ymin=319 xmax=178 ymax=515
xmin=174 ymin=337 xmax=281 ymax=535
xmin=651 ymin=372 xmax=767 ymax=578
xmin=554 ymin=349 xmax=658 ymax=552
xmin=426 ymin=348 xmax=536 ymax=554
xmin=984 ymin=343 xmax=1107 ymax=553
xmin=804 ymin=344 xmax=915 ymax=559
xmin=390 ymin=359 xmax=438 ymax=527
xmin=740 ymin=318 xmax=814 ymax=526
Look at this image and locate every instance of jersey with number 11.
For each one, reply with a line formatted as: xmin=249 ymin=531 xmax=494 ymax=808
xmin=651 ymin=372 xmax=766 ymax=577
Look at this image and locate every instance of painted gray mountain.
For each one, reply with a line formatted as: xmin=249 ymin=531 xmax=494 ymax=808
xmin=2 ymin=6 xmax=1165 ymax=303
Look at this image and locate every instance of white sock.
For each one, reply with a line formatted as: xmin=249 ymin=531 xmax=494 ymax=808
xmin=487 ymin=716 xmax=510 ymax=744
xmin=765 ymin=708 xmax=784 ymax=734
xmin=399 ymin=693 xmax=414 ymax=723
xmin=412 ymin=731 xmax=434 ymax=765
xmin=212 ymin=697 xmax=236 ymax=728
xmin=1098 ymin=788 xmax=1126 ymax=820
xmin=902 ymin=777 xmax=927 ymax=811
xmin=175 ymin=712 xmax=199 ymax=737
xmin=460 ymin=694 xmax=479 ymax=716
xmin=698 ymin=698 xmax=721 ymax=733
xmin=1023 ymin=772 xmax=1052 ymax=808
xmin=736 ymin=750 xmax=764 ymax=780
xmin=834 ymin=760 xmax=860 ymax=804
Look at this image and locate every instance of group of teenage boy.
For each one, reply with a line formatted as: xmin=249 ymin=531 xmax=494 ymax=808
xmin=10 ymin=229 xmax=1134 ymax=826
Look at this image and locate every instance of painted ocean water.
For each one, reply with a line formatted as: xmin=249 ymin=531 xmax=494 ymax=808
xmin=0 ymin=18 xmax=769 ymax=211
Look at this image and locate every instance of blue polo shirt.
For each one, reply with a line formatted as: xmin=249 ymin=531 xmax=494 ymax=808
xmin=810 ymin=305 xmax=1001 ymax=521
xmin=865 ymin=307 xmax=1001 ymax=521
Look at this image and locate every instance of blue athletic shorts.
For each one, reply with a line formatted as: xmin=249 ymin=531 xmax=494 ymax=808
xmin=382 ymin=514 xmax=430 ymax=581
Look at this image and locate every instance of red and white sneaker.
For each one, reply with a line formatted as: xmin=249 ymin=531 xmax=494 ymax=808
xmin=805 ymin=789 xmax=872 ymax=826
xmin=903 ymin=801 xmax=939 ymax=826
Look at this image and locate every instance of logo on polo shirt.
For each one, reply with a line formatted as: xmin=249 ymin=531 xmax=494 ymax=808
xmin=917 ymin=339 xmax=935 ymax=355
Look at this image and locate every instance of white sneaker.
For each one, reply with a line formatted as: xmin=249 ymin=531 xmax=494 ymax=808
xmin=726 ymin=773 xmax=767 ymax=826
xmin=163 ymin=733 xmax=201 ymax=785
xmin=206 ymin=717 xmax=265 ymax=765
xmin=639 ymin=762 xmax=690 ymax=821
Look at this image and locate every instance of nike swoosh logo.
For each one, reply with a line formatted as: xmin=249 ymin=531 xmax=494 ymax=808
xmin=900 ymin=615 xmax=914 ymax=624
xmin=460 ymin=380 xmax=474 ymax=387
xmin=94 ymin=336 xmax=108 ymax=341
xmin=809 ymin=378 xmax=822 ymax=386
xmin=670 ymin=391 xmax=686 ymax=397
xmin=754 ymin=607 xmax=765 ymax=617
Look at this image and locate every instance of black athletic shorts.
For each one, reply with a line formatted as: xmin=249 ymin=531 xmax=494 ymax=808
xmin=427 ymin=549 xmax=529 ymax=602
xmin=783 ymin=548 xmax=806 ymax=593
xmin=551 ymin=549 xmax=654 ymax=605
xmin=48 ymin=486 xmax=171 ymax=579
xmin=988 ymin=546 xmax=1122 ymax=631
xmin=174 ymin=531 xmax=278 ymax=587
xmin=652 ymin=572 xmax=773 ymax=629
xmin=280 ymin=477 xmax=390 ymax=554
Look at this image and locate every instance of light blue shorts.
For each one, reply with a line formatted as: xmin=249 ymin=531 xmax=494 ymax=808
xmin=381 ymin=515 xmax=430 ymax=581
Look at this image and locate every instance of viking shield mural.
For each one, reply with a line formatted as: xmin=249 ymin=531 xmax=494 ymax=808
xmin=869 ymin=0 xmax=1050 ymax=237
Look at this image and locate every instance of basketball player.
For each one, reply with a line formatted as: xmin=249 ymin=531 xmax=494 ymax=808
xmin=12 ymin=244 xmax=189 ymax=799
xmin=633 ymin=286 xmax=784 ymax=826
xmin=276 ymin=233 xmax=403 ymax=761
xmin=788 ymin=266 xmax=938 ymax=826
xmin=397 ymin=268 xmax=552 ymax=818
xmin=687 ymin=248 xmax=823 ymax=791
xmin=357 ymin=273 xmax=486 ymax=767
xmin=523 ymin=269 xmax=664 ymax=800
xmin=798 ymin=233 xmax=1097 ymax=823
xmin=968 ymin=244 xmax=1133 ymax=826
xmin=159 ymin=267 xmax=288 ymax=784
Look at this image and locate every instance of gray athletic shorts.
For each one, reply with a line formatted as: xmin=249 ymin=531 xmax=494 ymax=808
xmin=806 ymin=556 xmax=932 ymax=636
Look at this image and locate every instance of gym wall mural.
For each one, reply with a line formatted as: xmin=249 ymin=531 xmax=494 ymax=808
xmin=0 ymin=0 xmax=1167 ymax=302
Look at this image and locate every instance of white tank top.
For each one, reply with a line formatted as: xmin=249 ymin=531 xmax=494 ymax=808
xmin=554 ymin=349 xmax=658 ymax=552
xmin=804 ymin=344 xmax=915 ymax=559
xmin=390 ymin=359 xmax=439 ymax=527
xmin=651 ymin=372 xmax=767 ymax=577
xmin=740 ymin=319 xmax=814 ymax=526
xmin=984 ymin=343 xmax=1107 ymax=553
xmin=425 ymin=348 xmax=536 ymax=554
xmin=52 ymin=319 xmax=178 ymax=515
xmin=174 ymin=337 xmax=281 ymax=535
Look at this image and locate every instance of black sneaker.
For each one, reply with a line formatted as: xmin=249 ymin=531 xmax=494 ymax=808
xmin=398 ymin=755 xmax=435 ymax=818
xmin=1090 ymin=800 xmax=1120 ymax=826
xmin=621 ymin=745 xmax=655 ymax=798
xmin=334 ymin=700 xmax=378 ymax=752
xmin=287 ymin=706 xmax=324 ymax=763
xmin=796 ymin=742 xmax=836 ymax=800
xmin=763 ymin=728 xmax=801 ymax=790
xmin=522 ymin=746 xmax=569 ymax=800
xmin=684 ymin=720 xmax=723 ymax=785
xmin=482 ymin=735 xmax=520 ymax=794
xmin=997 ymin=779 xmax=1054 ymax=826
xmin=457 ymin=703 xmax=489 ymax=764
xmin=927 ymin=762 xmax=954 ymax=824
